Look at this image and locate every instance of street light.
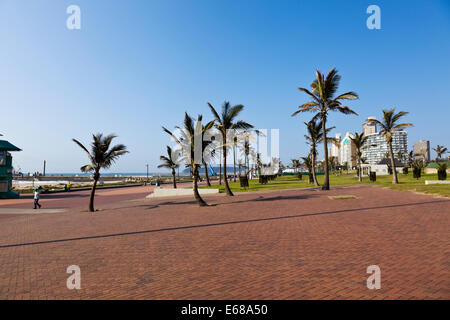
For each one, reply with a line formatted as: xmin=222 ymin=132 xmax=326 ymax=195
xmin=146 ymin=164 xmax=149 ymax=185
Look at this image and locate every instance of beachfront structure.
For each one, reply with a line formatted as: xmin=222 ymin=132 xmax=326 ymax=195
xmin=340 ymin=132 xmax=356 ymax=168
xmin=361 ymin=117 xmax=408 ymax=165
xmin=414 ymin=140 xmax=430 ymax=163
xmin=0 ymin=139 xmax=22 ymax=199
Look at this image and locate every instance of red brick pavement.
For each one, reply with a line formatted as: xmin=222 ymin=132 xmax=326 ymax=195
xmin=0 ymin=185 xmax=448 ymax=299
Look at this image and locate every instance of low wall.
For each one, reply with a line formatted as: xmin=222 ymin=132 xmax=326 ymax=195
xmin=146 ymin=187 xmax=219 ymax=198
xmin=424 ymin=168 xmax=450 ymax=174
xmin=425 ymin=180 xmax=450 ymax=185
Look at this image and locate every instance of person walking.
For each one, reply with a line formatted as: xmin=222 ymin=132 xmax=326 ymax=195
xmin=33 ymin=187 xmax=41 ymax=209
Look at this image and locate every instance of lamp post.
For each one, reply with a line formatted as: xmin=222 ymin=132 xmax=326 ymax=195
xmin=146 ymin=164 xmax=149 ymax=185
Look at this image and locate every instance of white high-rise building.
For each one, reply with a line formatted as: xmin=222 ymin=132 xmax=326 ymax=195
xmin=330 ymin=133 xmax=341 ymax=163
xmin=340 ymin=132 xmax=356 ymax=168
xmin=361 ymin=117 xmax=408 ymax=165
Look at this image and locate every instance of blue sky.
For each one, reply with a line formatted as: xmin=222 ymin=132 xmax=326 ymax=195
xmin=1 ymin=0 xmax=449 ymax=173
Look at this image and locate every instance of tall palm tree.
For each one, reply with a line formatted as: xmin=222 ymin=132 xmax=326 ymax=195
xmin=374 ymin=108 xmax=413 ymax=184
xmin=350 ymin=132 xmax=368 ymax=182
xmin=238 ymin=159 xmax=244 ymax=177
xmin=163 ymin=113 xmax=214 ymax=206
xmin=292 ymin=67 xmax=358 ymax=190
xmin=157 ymin=145 xmax=180 ymax=188
xmin=238 ymin=134 xmax=257 ymax=179
xmin=72 ymin=133 xmax=128 ymax=212
xmin=304 ymin=119 xmax=336 ymax=186
xmin=232 ymin=136 xmax=238 ymax=182
xmin=433 ymin=145 xmax=448 ymax=162
xmin=202 ymin=127 xmax=218 ymax=187
xmin=208 ymin=101 xmax=253 ymax=196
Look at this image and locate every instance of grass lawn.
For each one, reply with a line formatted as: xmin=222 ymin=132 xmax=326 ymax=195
xmin=200 ymin=172 xmax=450 ymax=197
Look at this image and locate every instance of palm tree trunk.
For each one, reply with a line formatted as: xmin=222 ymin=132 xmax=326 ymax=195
xmin=172 ymin=168 xmax=177 ymax=188
xmin=358 ymin=159 xmax=362 ymax=182
xmin=89 ymin=175 xmax=99 ymax=212
xmin=321 ymin=116 xmax=330 ymax=190
xmin=223 ymin=145 xmax=234 ymax=196
xmin=233 ymin=145 xmax=236 ymax=182
xmin=388 ymin=141 xmax=398 ymax=184
xmin=193 ymin=164 xmax=207 ymax=206
xmin=219 ymin=150 xmax=222 ymax=185
xmin=311 ymin=149 xmax=320 ymax=186
xmin=203 ymin=161 xmax=211 ymax=187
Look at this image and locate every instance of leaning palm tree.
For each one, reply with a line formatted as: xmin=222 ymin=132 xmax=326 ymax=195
xmin=72 ymin=133 xmax=128 ymax=212
xmin=163 ymin=113 xmax=214 ymax=206
xmin=374 ymin=108 xmax=413 ymax=184
xmin=350 ymin=132 xmax=368 ymax=182
xmin=433 ymin=145 xmax=448 ymax=163
xmin=304 ymin=119 xmax=337 ymax=186
xmin=292 ymin=67 xmax=358 ymax=190
xmin=208 ymin=101 xmax=254 ymax=196
xmin=157 ymin=145 xmax=180 ymax=188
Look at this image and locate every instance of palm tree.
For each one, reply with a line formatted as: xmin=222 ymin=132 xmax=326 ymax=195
xmin=350 ymin=132 xmax=368 ymax=182
xmin=291 ymin=159 xmax=300 ymax=173
xmin=158 ymin=145 xmax=180 ymax=188
xmin=407 ymin=150 xmax=414 ymax=167
xmin=292 ymin=67 xmax=358 ymax=190
xmin=374 ymin=109 xmax=413 ymax=184
xmin=163 ymin=113 xmax=214 ymax=206
xmin=301 ymin=154 xmax=314 ymax=184
xmin=238 ymin=133 xmax=257 ymax=179
xmin=203 ymin=153 xmax=213 ymax=187
xmin=396 ymin=150 xmax=403 ymax=163
xmin=72 ymin=133 xmax=128 ymax=212
xmin=433 ymin=145 xmax=448 ymax=163
xmin=304 ymin=119 xmax=336 ymax=186
xmin=201 ymin=122 xmax=217 ymax=187
xmin=238 ymin=159 xmax=245 ymax=177
xmin=208 ymin=101 xmax=254 ymax=196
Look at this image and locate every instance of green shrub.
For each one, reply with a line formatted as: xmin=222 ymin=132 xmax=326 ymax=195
xmin=412 ymin=160 xmax=423 ymax=179
xmin=413 ymin=167 xmax=421 ymax=179
xmin=239 ymin=176 xmax=249 ymax=188
xmin=402 ymin=167 xmax=408 ymax=174
xmin=438 ymin=163 xmax=447 ymax=180
xmin=259 ymin=175 xmax=268 ymax=184
xmin=369 ymin=171 xmax=376 ymax=182
xmin=297 ymin=172 xmax=303 ymax=180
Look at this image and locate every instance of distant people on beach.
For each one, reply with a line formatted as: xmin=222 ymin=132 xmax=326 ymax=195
xmin=33 ymin=187 xmax=42 ymax=209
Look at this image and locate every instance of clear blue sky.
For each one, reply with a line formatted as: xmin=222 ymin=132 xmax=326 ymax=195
xmin=1 ymin=0 xmax=449 ymax=173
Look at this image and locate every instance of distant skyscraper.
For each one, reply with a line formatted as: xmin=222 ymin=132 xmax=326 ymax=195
xmin=340 ymin=132 xmax=356 ymax=168
xmin=361 ymin=117 xmax=408 ymax=165
xmin=414 ymin=140 xmax=430 ymax=163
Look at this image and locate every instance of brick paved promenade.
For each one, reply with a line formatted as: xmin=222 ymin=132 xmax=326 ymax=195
xmin=0 ymin=185 xmax=448 ymax=299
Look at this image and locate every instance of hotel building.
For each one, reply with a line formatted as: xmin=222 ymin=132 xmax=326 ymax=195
xmin=361 ymin=117 xmax=408 ymax=165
